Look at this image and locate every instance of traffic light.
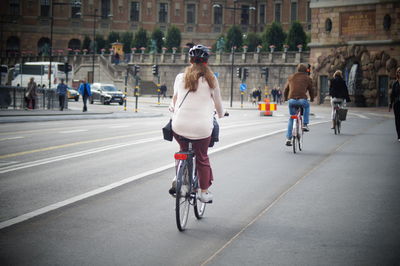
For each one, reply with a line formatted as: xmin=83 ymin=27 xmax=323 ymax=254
xmin=261 ymin=67 xmax=269 ymax=83
xmin=236 ymin=67 xmax=242 ymax=79
xmin=152 ymin=64 xmax=159 ymax=76
xmin=133 ymin=65 xmax=140 ymax=76
xmin=242 ymin=68 xmax=249 ymax=81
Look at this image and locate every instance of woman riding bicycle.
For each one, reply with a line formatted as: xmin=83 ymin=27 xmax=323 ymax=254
xmin=283 ymin=63 xmax=314 ymax=146
xmin=169 ymin=44 xmax=225 ymax=203
xmin=329 ymin=70 xmax=351 ymax=129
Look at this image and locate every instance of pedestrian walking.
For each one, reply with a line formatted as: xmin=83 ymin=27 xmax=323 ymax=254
xmin=160 ymin=84 xmax=167 ymax=99
xmin=389 ymin=67 xmax=400 ymax=142
xmin=257 ymin=87 xmax=262 ymax=102
xmin=25 ymin=77 xmax=37 ymax=110
xmin=168 ymin=44 xmax=227 ymax=203
xmin=56 ymin=78 xmax=68 ymax=111
xmin=277 ymin=87 xmax=283 ymax=104
xmin=251 ymin=88 xmax=258 ymax=105
xmin=78 ymin=79 xmax=92 ymax=112
xmin=114 ymin=53 xmax=120 ymax=65
xmin=329 ymin=70 xmax=351 ymax=129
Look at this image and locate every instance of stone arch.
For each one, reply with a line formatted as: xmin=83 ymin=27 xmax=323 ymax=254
xmin=68 ymin=39 xmax=81 ymax=50
xmin=6 ymin=36 xmax=20 ymax=56
xmin=37 ymin=37 xmax=51 ymax=56
xmin=312 ymin=45 xmax=397 ymax=107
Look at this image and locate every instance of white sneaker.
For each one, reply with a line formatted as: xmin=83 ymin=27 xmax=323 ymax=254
xmin=198 ymin=191 xmax=213 ymax=203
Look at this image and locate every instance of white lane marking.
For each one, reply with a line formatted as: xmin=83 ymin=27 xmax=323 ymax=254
xmin=0 ymin=137 xmax=160 ymax=174
xmin=350 ymin=113 xmax=370 ymax=119
xmin=0 ymin=161 xmax=20 ymax=167
xmin=109 ymin=125 xmax=130 ymax=129
xmin=59 ymin=129 xmax=89 ymax=134
xmin=0 ymin=120 xmax=329 ymax=230
xmin=0 ymin=136 xmax=24 ymax=141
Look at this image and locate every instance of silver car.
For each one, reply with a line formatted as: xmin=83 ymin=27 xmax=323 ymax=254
xmin=90 ymin=83 xmax=125 ymax=105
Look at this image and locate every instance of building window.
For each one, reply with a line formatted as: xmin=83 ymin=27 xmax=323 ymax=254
xmin=71 ymin=3 xmax=81 ymax=18
xmin=186 ymin=4 xmax=196 ymax=24
xmin=307 ymin=1 xmax=311 ymax=23
xmin=9 ymin=0 xmax=20 ymax=16
xmin=241 ymin=5 xmax=250 ymax=25
xmin=213 ymin=5 xmax=222 ymax=24
xmin=40 ymin=0 xmax=50 ymax=17
xmin=274 ymin=3 xmax=281 ymax=23
xmin=259 ymin=4 xmax=265 ymax=24
xmin=159 ymin=3 xmax=168 ymax=23
xmin=291 ymin=2 xmax=297 ymax=22
xmin=130 ymin=2 xmax=140 ymax=21
xmin=325 ymin=18 xmax=332 ymax=32
xmin=101 ymin=0 xmax=111 ymax=18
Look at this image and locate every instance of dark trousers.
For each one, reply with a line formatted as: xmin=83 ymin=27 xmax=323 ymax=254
xmin=82 ymin=95 xmax=89 ymax=111
xmin=59 ymin=95 xmax=66 ymax=111
xmin=394 ymin=102 xmax=400 ymax=139
xmin=173 ymin=132 xmax=213 ymax=190
xmin=25 ymin=97 xmax=35 ymax=109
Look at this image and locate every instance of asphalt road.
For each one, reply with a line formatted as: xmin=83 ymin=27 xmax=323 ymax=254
xmin=0 ymin=103 xmax=399 ymax=265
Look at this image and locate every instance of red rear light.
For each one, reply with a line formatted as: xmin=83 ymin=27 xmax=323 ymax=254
xmin=291 ymin=115 xmax=298 ymax=119
xmin=174 ymin=153 xmax=188 ymax=160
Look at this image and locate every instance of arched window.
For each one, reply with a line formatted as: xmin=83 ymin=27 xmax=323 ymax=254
xmin=325 ymin=18 xmax=332 ymax=33
xmin=6 ymin=36 xmax=20 ymax=56
xmin=68 ymin=39 xmax=81 ymax=50
xmin=37 ymin=37 xmax=50 ymax=56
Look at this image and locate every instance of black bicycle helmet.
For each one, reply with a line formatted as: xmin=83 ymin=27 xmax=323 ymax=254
xmin=189 ymin=44 xmax=209 ymax=63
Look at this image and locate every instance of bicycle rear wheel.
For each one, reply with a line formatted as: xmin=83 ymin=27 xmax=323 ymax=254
xmin=175 ymin=161 xmax=190 ymax=231
xmin=334 ymin=111 xmax=339 ymax=135
xmin=298 ymin=132 xmax=303 ymax=151
xmin=292 ymin=135 xmax=297 ymax=153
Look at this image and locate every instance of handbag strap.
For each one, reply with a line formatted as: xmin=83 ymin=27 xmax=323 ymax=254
xmin=177 ymin=90 xmax=190 ymax=109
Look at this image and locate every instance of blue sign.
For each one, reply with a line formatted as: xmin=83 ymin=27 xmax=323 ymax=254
xmin=240 ymin=83 xmax=247 ymax=92
xmin=214 ymin=72 xmax=219 ymax=78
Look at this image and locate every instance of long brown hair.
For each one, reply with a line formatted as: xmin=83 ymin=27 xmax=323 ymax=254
xmin=184 ymin=59 xmax=216 ymax=92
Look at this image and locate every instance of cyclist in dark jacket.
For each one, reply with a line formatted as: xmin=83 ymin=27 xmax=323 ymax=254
xmin=329 ymin=70 xmax=351 ymax=129
xmin=389 ymin=67 xmax=400 ymax=142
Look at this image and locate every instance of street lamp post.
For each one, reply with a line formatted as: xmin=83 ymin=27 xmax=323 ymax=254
xmin=213 ymin=2 xmax=255 ymax=107
xmin=78 ymin=9 xmax=112 ymax=83
xmin=92 ymin=9 xmax=98 ymax=84
xmin=49 ymin=1 xmax=81 ymax=89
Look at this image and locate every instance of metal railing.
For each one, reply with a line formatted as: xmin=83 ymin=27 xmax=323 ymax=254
xmin=0 ymin=86 xmax=65 ymax=110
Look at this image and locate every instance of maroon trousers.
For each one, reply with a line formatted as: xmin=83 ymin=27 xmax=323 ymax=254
xmin=173 ymin=132 xmax=213 ymax=190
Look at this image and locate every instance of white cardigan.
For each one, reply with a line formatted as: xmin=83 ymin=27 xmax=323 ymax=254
xmin=171 ymin=73 xmax=224 ymax=140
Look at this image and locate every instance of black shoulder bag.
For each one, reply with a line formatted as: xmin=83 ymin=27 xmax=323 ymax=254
xmin=162 ymin=90 xmax=190 ymax=141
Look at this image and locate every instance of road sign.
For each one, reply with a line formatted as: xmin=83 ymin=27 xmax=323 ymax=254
xmin=240 ymin=83 xmax=247 ymax=92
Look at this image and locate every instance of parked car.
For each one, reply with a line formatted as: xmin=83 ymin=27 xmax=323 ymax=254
xmin=90 ymin=83 xmax=125 ymax=105
xmin=67 ymin=87 xmax=79 ymax=101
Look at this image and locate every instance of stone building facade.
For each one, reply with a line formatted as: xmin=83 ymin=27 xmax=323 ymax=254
xmin=309 ymin=0 xmax=400 ymax=107
xmin=0 ymin=0 xmax=312 ymax=56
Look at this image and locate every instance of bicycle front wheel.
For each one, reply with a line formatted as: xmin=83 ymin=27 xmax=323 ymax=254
xmin=337 ymin=119 xmax=341 ymax=134
xmin=194 ymin=190 xmax=206 ymax=219
xmin=194 ymin=198 xmax=206 ymax=219
xmin=175 ymin=161 xmax=190 ymax=231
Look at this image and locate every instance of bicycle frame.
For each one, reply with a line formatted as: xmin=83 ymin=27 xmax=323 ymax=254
xmin=291 ymin=106 xmax=304 ymax=153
